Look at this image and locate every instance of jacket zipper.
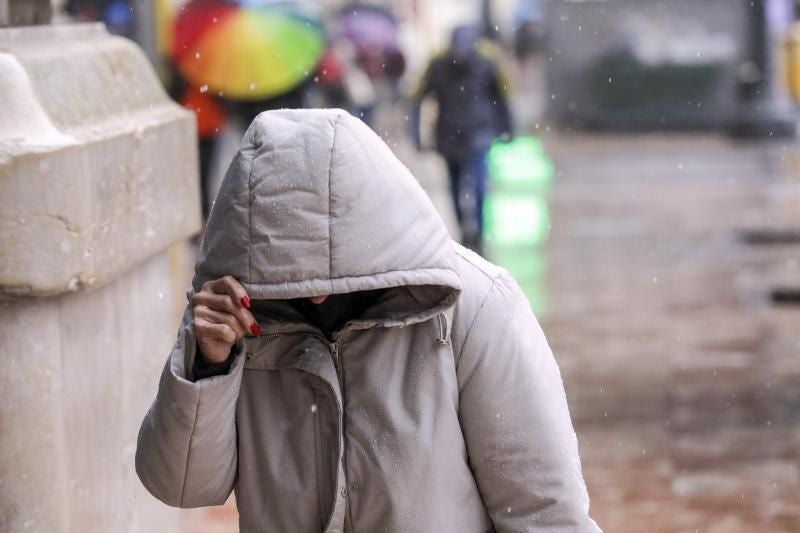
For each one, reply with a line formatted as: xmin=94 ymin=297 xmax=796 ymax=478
xmin=330 ymin=341 xmax=342 ymax=385
xmin=330 ymin=340 xmax=354 ymax=533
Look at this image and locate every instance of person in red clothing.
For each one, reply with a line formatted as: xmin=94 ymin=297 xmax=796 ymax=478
xmin=176 ymin=81 xmax=226 ymax=220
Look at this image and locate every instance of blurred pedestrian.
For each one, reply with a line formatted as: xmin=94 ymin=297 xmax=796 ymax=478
xmin=513 ymin=0 xmax=546 ymax=60
xmin=169 ymin=70 xmax=226 ymax=221
xmin=228 ymin=81 xmax=310 ymax=129
xmin=65 ymin=0 xmax=135 ymax=38
xmin=135 ymin=109 xmax=601 ymax=532
xmin=317 ymin=39 xmax=377 ymax=125
xmin=412 ymin=24 xmax=513 ymax=250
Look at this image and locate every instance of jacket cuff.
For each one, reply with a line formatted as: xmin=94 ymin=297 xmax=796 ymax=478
xmin=191 ymin=345 xmax=237 ymax=382
xmin=166 ymin=322 xmax=245 ymax=392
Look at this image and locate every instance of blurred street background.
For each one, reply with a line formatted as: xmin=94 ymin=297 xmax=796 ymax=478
xmin=4 ymin=0 xmax=800 ymax=531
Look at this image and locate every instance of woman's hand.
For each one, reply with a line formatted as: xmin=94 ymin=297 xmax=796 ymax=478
xmin=190 ymin=276 xmax=260 ymax=364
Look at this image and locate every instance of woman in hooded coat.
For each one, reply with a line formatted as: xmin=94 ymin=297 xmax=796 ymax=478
xmin=135 ymin=108 xmax=601 ymax=532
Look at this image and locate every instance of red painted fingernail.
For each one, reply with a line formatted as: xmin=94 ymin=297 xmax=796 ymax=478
xmin=250 ymin=323 xmax=261 ymax=337
xmin=241 ymin=296 xmax=251 ymax=309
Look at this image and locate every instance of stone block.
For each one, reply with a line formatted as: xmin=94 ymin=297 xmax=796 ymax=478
xmin=0 ymin=242 xmax=193 ymax=532
xmin=0 ymin=24 xmax=201 ymax=296
xmin=0 ymin=23 xmax=200 ymax=532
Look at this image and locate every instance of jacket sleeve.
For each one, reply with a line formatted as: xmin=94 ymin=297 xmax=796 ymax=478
xmin=410 ymin=60 xmax=435 ymax=104
xmin=409 ymin=61 xmax=435 ymax=149
xmin=457 ymin=273 xmax=602 ymax=532
xmin=135 ymin=306 xmax=245 ymax=508
xmin=490 ymin=63 xmax=513 ymax=137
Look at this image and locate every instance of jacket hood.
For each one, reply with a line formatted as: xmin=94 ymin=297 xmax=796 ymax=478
xmin=194 ymin=109 xmax=461 ymax=325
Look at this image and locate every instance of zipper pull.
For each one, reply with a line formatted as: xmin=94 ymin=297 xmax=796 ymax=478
xmin=329 ymin=342 xmax=339 ymax=362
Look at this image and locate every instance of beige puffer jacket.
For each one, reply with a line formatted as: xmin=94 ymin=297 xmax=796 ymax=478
xmin=135 ymin=109 xmax=601 ymax=532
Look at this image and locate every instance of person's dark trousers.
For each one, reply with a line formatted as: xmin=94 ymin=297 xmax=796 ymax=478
xmin=445 ymin=151 xmax=488 ymax=246
xmin=445 ymin=158 xmax=463 ymax=228
xmin=198 ymin=135 xmax=218 ymax=220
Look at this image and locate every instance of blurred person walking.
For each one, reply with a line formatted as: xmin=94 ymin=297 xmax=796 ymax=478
xmin=316 ymin=39 xmax=378 ymax=125
xmin=412 ymin=25 xmax=513 ymax=251
xmin=169 ymin=71 xmax=227 ymax=221
xmin=135 ymin=109 xmax=600 ymax=532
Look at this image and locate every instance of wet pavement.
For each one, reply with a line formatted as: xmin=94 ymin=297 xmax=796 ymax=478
xmin=580 ymin=423 xmax=800 ymax=532
xmin=525 ymin=133 xmax=800 ymax=532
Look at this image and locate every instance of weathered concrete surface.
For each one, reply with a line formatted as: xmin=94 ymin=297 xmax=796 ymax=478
xmin=0 ymin=241 xmax=193 ymax=533
xmin=0 ymin=24 xmax=201 ymax=296
xmin=0 ymin=24 xmax=200 ymax=532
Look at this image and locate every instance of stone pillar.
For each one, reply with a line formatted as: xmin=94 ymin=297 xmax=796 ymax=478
xmin=0 ymin=24 xmax=201 ymax=532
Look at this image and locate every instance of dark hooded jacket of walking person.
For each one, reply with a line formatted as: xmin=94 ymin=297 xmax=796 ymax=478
xmin=412 ymin=25 xmax=512 ymax=161
xmin=135 ymin=109 xmax=602 ymax=532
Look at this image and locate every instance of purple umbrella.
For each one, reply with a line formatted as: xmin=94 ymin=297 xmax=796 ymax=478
xmin=335 ymin=3 xmax=405 ymax=77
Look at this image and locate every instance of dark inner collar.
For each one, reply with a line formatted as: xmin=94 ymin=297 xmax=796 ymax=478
xmin=285 ymin=289 xmax=386 ymax=340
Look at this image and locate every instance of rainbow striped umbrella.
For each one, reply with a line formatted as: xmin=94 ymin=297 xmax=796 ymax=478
xmin=172 ymin=0 xmax=325 ymax=100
